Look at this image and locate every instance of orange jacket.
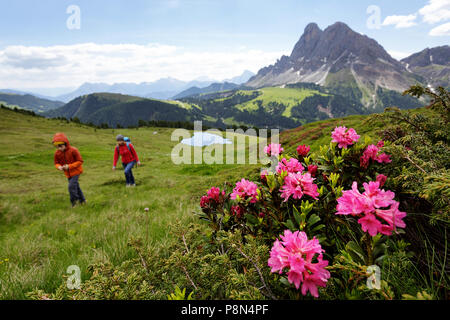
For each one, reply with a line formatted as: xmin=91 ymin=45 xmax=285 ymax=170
xmin=53 ymin=133 xmax=84 ymax=178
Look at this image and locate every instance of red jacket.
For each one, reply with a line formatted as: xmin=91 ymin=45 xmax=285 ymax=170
xmin=113 ymin=143 xmax=139 ymax=167
xmin=53 ymin=133 xmax=84 ymax=178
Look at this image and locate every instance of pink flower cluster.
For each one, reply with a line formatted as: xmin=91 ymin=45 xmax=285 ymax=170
xmin=296 ymin=145 xmax=311 ymax=157
xmin=280 ymin=172 xmax=319 ymax=202
xmin=360 ymin=141 xmax=392 ymax=168
xmin=231 ymin=205 xmax=244 ymax=218
xmin=331 ymin=126 xmax=360 ymax=149
xmin=336 ymin=180 xmax=406 ymax=236
xmin=230 ymin=178 xmax=259 ymax=203
xmin=307 ymin=165 xmax=318 ymax=177
xmin=276 ymin=158 xmax=304 ymax=175
xmin=268 ymin=230 xmax=330 ymax=297
xmin=264 ymin=143 xmax=284 ymax=157
xmin=200 ymin=187 xmax=225 ymax=208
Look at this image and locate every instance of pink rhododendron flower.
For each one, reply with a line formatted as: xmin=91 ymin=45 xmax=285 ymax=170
xmin=260 ymin=169 xmax=269 ymax=181
xmin=376 ymin=174 xmax=387 ymax=187
xmin=207 ymin=187 xmax=224 ymax=202
xmin=268 ymin=230 xmax=330 ymax=297
xmin=264 ymin=143 xmax=284 ymax=156
xmin=360 ymin=143 xmax=391 ymax=168
xmin=200 ymin=196 xmax=209 ymax=208
xmin=307 ymin=165 xmax=318 ymax=177
xmin=336 ymin=180 xmax=406 ymax=236
xmin=296 ymin=145 xmax=311 ymax=157
xmin=331 ymin=126 xmax=360 ymax=149
xmin=200 ymin=187 xmax=225 ymax=208
xmin=230 ymin=178 xmax=259 ymax=203
xmin=276 ymin=158 xmax=304 ymax=175
xmin=231 ymin=205 xmax=244 ymax=218
xmin=280 ymin=172 xmax=319 ymax=202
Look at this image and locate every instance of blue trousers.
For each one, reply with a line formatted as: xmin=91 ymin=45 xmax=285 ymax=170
xmin=68 ymin=174 xmax=85 ymax=205
xmin=122 ymin=161 xmax=136 ymax=185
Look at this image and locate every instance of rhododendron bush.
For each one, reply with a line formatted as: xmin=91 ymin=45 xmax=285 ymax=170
xmin=198 ymin=125 xmax=413 ymax=299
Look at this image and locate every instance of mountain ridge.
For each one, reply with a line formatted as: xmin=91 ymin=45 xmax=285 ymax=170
xmin=246 ymin=21 xmax=425 ymax=109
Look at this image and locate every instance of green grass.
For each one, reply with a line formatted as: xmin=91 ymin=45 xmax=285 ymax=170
xmin=0 ymin=108 xmax=260 ymax=299
xmin=233 ymin=87 xmax=326 ymax=117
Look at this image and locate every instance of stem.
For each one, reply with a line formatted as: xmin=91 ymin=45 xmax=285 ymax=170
xmin=365 ymin=235 xmax=374 ymax=266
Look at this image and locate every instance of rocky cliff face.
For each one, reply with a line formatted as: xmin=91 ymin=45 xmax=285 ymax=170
xmin=246 ymin=22 xmax=423 ymax=108
xmin=401 ymin=46 xmax=450 ymax=89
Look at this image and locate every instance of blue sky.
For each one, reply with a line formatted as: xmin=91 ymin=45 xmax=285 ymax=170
xmin=0 ymin=0 xmax=448 ymax=92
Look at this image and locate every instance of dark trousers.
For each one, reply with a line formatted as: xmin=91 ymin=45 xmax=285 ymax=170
xmin=68 ymin=174 xmax=85 ymax=206
xmin=122 ymin=161 xmax=136 ymax=185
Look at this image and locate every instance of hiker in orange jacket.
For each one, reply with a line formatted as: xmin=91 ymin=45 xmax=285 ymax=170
xmin=52 ymin=133 xmax=86 ymax=207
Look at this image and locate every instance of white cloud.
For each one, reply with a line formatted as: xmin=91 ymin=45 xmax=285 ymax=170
xmin=382 ymin=14 xmax=417 ymax=28
xmin=0 ymin=43 xmax=285 ymax=89
xmin=429 ymin=21 xmax=450 ymax=35
xmin=419 ymin=0 xmax=450 ymax=24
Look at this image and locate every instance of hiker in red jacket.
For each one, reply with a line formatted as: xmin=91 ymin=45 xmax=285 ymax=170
xmin=52 ymin=133 xmax=86 ymax=207
xmin=112 ymin=135 xmax=141 ymax=187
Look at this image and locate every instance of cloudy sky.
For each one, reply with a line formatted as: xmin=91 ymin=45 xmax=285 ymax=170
xmin=0 ymin=0 xmax=449 ymax=95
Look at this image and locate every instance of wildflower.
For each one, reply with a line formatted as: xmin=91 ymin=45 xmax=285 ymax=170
xmin=375 ymin=174 xmax=387 ymax=187
xmin=276 ymin=158 xmax=304 ymax=175
xmin=231 ymin=205 xmax=244 ymax=218
xmin=336 ymin=180 xmax=406 ymax=236
xmin=296 ymin=145 xmax=311 ymax=157
xmin=307 ymin=165 xmax=318 ymax=177
xmin=207 ymin=186 xmax=224 ymax=202
xmin=331 ymin=126 xmax=360 ymax=149
xmin=260 ymin=169 xmax=269 ymax=181
xmin=280 ymin=172 xmax=319 ymax=202
xmin=264 ymin=143 xmax=284 ymax=157
xmin=230 ymin=179 xmax=259 ymax=203
xmin=360 ymin=143 xmax=391 ymax=168
xmin=268 ymin=230 xmax=330 ymax=297
xmin=200 ymin=196 xmax=209 ymax=208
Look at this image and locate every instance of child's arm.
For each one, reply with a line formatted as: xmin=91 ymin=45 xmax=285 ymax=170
xmin=113 ymin=146 xmax=119 ymax=168
xmin=130 ymin=144 xmax=140 ymax=163
xmin=68 ymin=148 xmax=83 ymax=170
xmin=54 ymin=153 xmax=64 ymax=170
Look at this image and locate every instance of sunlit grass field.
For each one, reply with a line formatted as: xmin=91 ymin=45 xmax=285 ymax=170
xmin=0 ymin=108 xmax=262 ymax=299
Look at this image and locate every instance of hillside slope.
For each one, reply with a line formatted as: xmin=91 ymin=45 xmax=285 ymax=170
xmin=0 ymin=107 xmax=260 ymax=299
xmin=45 ymin=93 xmax=204 ymax=127
xmin=0 ymin=93 xmax=64 ymax=113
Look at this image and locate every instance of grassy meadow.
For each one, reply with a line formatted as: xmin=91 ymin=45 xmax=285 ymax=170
xmin=0 ymin=107 xmax=262 ymax=299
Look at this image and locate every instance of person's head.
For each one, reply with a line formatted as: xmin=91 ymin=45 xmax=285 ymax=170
xmin=116 ymin=134 xmax=125 ymax=145
xmin=54 ymin=141 xmax=67 ymax=151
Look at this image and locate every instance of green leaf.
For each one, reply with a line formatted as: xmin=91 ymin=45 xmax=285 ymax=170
xmin=307 ymin=214 xmax=321 ymax=226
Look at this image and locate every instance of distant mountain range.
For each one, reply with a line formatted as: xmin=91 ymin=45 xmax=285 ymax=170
xmin=6 ymin=21 xmax=450 ymax=130
xmin=173 ymin=82 xmax=241 ymax=99
xmin=51 ymin=70 xmax=255 ymax=103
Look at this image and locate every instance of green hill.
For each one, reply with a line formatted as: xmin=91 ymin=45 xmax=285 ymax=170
xmin=0 ymin=93 xmax=64 ymax=113
xmin=45 ymin=93 xmax=204 ymax=128
xmin=180 ymin=84 xmax=369 ymax=129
